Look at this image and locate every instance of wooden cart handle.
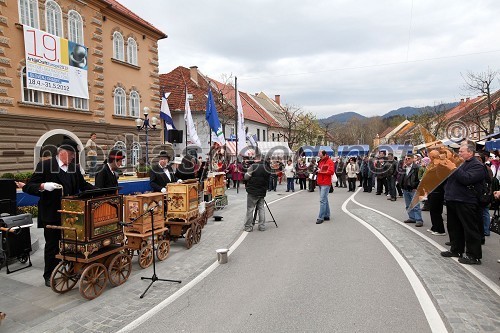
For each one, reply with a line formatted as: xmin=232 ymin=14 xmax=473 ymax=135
xmin=46 ymin=225 xmax=77 ymax=231
xmin=57 ymin=210 xmax=84 ymax=215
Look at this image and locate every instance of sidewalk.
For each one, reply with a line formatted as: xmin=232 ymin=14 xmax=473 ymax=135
xmin=0 ymin=186 xmax=284 ymax=333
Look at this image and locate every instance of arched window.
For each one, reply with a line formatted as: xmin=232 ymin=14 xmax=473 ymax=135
xmin=127 ymin=38 xmax=138 ymax=65
xmin=19 ymin=0 xmax=39 ymax=28
xmin=129 ymin=91 xmax=140 ymax=117
xmin=113 ymin=32 xmax=125 ymax=61
xmin=113 ymin=141 xmax=127 ymax=167
xmin=21 ymin=67 xmax=43 ymax=104
xmin=68 ymin=10 xmax=84 ymax=44
xmin=131 ymin=142 xmax=141 ymax=167
xmin=114 ymin=87 xmax=126 ymax=116
xmin=45 ymin=1 xmax=62 ymax=37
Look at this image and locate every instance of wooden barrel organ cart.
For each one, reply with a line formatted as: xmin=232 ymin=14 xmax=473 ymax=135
xmin=165 ymin=180 xmax=207 ymax=249
xmin=123 ymin=193 xmax=169 ymax=269
xmin=47 ymin=189 xmax=132 ymax=300
xmin=204 ymin=172 xmax=228 ymax=215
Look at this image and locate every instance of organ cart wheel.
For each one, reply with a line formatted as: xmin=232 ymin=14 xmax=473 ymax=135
xmin=50 ymin=261 xmax=78 ymax=293
xmin=79 ymin=263 xmax=108 ymax=300
xmin=140 ymin=240 xmax=148 ymax=249
xmin=193 ymin=223 xmax=202 ymax=244
xmin=185 ymin=228 xmax=194 ymax=249
xmin=108 ymin=253 xmax=132 ymax=287
xmin=138 ymin=246 xmax=153 ymax=268
xmin=19 ymin=255 xmax=29 ymax=264
xmin=156 ymin=240 xmax=170 ymax=261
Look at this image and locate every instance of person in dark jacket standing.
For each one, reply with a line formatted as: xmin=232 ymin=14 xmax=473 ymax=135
xmin=400 ymin=154 xmax=424 ymax=227
xmin=150 ymin=151 xmax=178 ymax=192
xmin=243 ymin=154 xmax=271 ymax=232
xmin=95 ymin=149 xmax=125 ymax=188
xmin=441 ymin=144 xmax=487 ymax=265
xmin=23 ymin=139 xmax=94 ymax=287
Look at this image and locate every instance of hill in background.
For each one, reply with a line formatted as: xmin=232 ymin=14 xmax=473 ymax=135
xmin=319 ymin=102 xmax=458 ymax=125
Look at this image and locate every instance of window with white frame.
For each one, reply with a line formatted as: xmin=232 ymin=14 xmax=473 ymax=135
xmin=129 ymin=91 xmax=139 ymax=117
xmin=21 ymin=67 xmax=43 ymax=104
xmin=19 ymin=0 xmax=39 ymax=28
xmin=114 ymin=87 xmax=126 ymax=116
xmin=131 ymin=142 xmax=141 ymax=167
xmin=73 ymin=97 xmax=88 ymax=110
xmin=113 ymin=32 xmax=125 ymax=61
xmin=50 ymin=93 xmax=68 ymax=107
xmin=68 ymin=10 xmax=84 ymax=44
xmin=127 ymin=37 xmax=138 ymax=66
xmin=45 ymin=1 xmax=62 ymax=37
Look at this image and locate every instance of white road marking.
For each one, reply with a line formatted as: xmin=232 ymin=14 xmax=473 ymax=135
xmin=350 ymin=192 xmax=500 ymax=298
xmin=117 ymin=192 xmax=299 ymax=333
xmin=342 ymin=189 xmax=448 ymax=333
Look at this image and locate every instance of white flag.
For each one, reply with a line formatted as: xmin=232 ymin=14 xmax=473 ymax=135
xmin=236 ymin=89 xmax=247 ymax=155
xmin=184 ymin=90 xmax=201 ymax=146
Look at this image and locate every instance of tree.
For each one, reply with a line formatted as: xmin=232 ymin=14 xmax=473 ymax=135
xmin=461 ymin=68 xmax=499 ymax=136
xmin=410 ymin=102 xmax=450 ymax=138
xmin=276 ymin=104 xmax=305 ymax=150
xmin=295 ymin=113 xmax=323 ymax=147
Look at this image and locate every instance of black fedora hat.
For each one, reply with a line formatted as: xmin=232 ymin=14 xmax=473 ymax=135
xmin=157 ymin=151 xmax=171 ymax=159
xmin=58 ymin=139 xmax=79 ymax=152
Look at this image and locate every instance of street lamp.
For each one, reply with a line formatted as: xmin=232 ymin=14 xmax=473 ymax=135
xmin=135 ymin=106 xmax=158 ymax=164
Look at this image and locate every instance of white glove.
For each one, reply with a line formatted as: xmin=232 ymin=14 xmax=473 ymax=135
xmin=161 ymin=187 xmax=167 ymax=193
xmin=177 ymin=179 xmax=183 ymax=183
xmin=44 ymin=182 xmax=63 ymax=191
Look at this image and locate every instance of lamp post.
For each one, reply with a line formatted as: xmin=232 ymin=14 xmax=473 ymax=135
xmin=135 ymin=107 xmax=158 ymax=164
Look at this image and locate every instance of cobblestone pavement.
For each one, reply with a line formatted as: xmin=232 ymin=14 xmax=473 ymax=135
xmin=1 ymin=184 xmax=500 ymax=332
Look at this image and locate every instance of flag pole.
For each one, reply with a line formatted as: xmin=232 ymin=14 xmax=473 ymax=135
xmin=235 ymin=76 xmax=239 ymax=194
xmin=161 ymin=91 xmax=166 ymax=145
xmin=208 ymin=82 xmax=213 ymax=172
xmin=184 ymin=85 xmax=188 ymax=154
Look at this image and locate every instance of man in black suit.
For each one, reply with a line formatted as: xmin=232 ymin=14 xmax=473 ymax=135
xmin=23 ymin=139 xmax=94 ymax=287
xmin=95 ymin=149 xmax=125 ymax=188
xmin=150 ymin=151 xmax=178 ymax=193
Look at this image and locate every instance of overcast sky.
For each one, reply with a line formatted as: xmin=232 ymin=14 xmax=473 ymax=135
xmin=119 ymin=0 xmax=500 ymax=118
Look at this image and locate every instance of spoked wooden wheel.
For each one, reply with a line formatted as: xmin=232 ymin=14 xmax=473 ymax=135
xmin=108 ymin=253 xmax=132 ymax=287
xmin=156 ymin=240 xmax=170 ymax=261
xmin=50 ymin=261 xmax=78 ymax=293
xmin=138 ymin=246 xmax=153 ymax=268
xmin=79 ymin=263 xmax=108 ymax=300
xmin=185 ymin=228 xmax=194 ymax=249
xmin=193 ymin=223 xmax=202 ymax=244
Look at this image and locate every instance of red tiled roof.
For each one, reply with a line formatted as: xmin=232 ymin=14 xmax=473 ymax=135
xmin=103 ymin=0 xmax=167 ymax=38
xmin=443 ymin=96 xmax=484 ymax=121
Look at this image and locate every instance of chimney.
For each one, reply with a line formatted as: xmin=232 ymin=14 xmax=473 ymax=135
xmin=274 ymin=94 xmax=281 ymax=105
xmin=466 ymin=97 xmax=470 ymax=102
xmin=460 ymin=98 xmax=464 ymax=104
xmin=189 ymin=66 xmax=198 ymax=85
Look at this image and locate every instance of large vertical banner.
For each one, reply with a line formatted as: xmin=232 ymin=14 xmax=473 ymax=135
xmin=23 ymin=26 xmax=89 ymax=99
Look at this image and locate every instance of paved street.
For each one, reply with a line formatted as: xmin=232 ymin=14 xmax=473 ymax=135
xmin=1 ymin=183 xmax=500 ymax=332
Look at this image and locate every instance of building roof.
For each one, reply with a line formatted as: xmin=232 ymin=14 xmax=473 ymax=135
xmin=253 ymin=92 xmax=287 ymax=127
xmin=443 ymin=96 xmax=484 ymax=122
xmin=379 ymin=126 xmax=395 ymax=138
xmin=103 ymin=0 xmax=167 ymax=38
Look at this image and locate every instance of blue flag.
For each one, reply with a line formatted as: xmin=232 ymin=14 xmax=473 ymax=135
xmin=205 ymin=88 xmax=226 ymax=145
xmin=160 ymin=92 xmax=176 ymax=130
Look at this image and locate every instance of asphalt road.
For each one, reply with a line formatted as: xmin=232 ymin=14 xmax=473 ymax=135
xmin=128 ymin=189 xmax=435 ymax=333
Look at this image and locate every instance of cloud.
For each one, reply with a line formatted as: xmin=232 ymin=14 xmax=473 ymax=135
xmin=118 ymin=0 xmax=500 ymax=118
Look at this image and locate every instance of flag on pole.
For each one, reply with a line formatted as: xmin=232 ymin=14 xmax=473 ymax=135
xmin=236 ymin=88 xmax=247 ymax=155
xmin=247 ymin=133 xmax=257 ymax=147
xmin=205 ymin=88 xmax=226 ymax=145
xmin=184 ymin=89 xmax=201 ymax=146
xmin=160 ymin=92 xmax=176 ymax=130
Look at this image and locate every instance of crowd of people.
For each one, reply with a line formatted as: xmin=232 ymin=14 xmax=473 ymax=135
xmin=20 ymin=135 xmax=500 ymax=287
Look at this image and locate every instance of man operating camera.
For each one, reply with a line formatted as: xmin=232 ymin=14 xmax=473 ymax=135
xmin=243 ymin=153 xmax=270 ymax=232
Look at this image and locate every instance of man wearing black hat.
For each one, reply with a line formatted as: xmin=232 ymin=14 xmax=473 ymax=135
xmin=23 ymin=138 xmax=94 ymax=287
xmin=95 ymin=149 xmax=125 ymax=188
xmin=150 ymin=151 xmax=178 ymax=193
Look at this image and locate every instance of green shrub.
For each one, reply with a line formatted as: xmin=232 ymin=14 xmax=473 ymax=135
xmin=14 ymin=172 xmax=33 ymax=182
xmin=1 ymin=173 xmax=15 ymax=179
xmin=17 ymin=205 xmax=38 ymax=218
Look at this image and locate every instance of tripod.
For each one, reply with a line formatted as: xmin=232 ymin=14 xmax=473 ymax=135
xmin=128 ymin=201 xmax=181 ymax=299
xmin=252 ymin=199 xmax=278 ymax=228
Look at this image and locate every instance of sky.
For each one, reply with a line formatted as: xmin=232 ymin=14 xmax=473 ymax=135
xmin=118 ymin=0 xmax=500 ymax=118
